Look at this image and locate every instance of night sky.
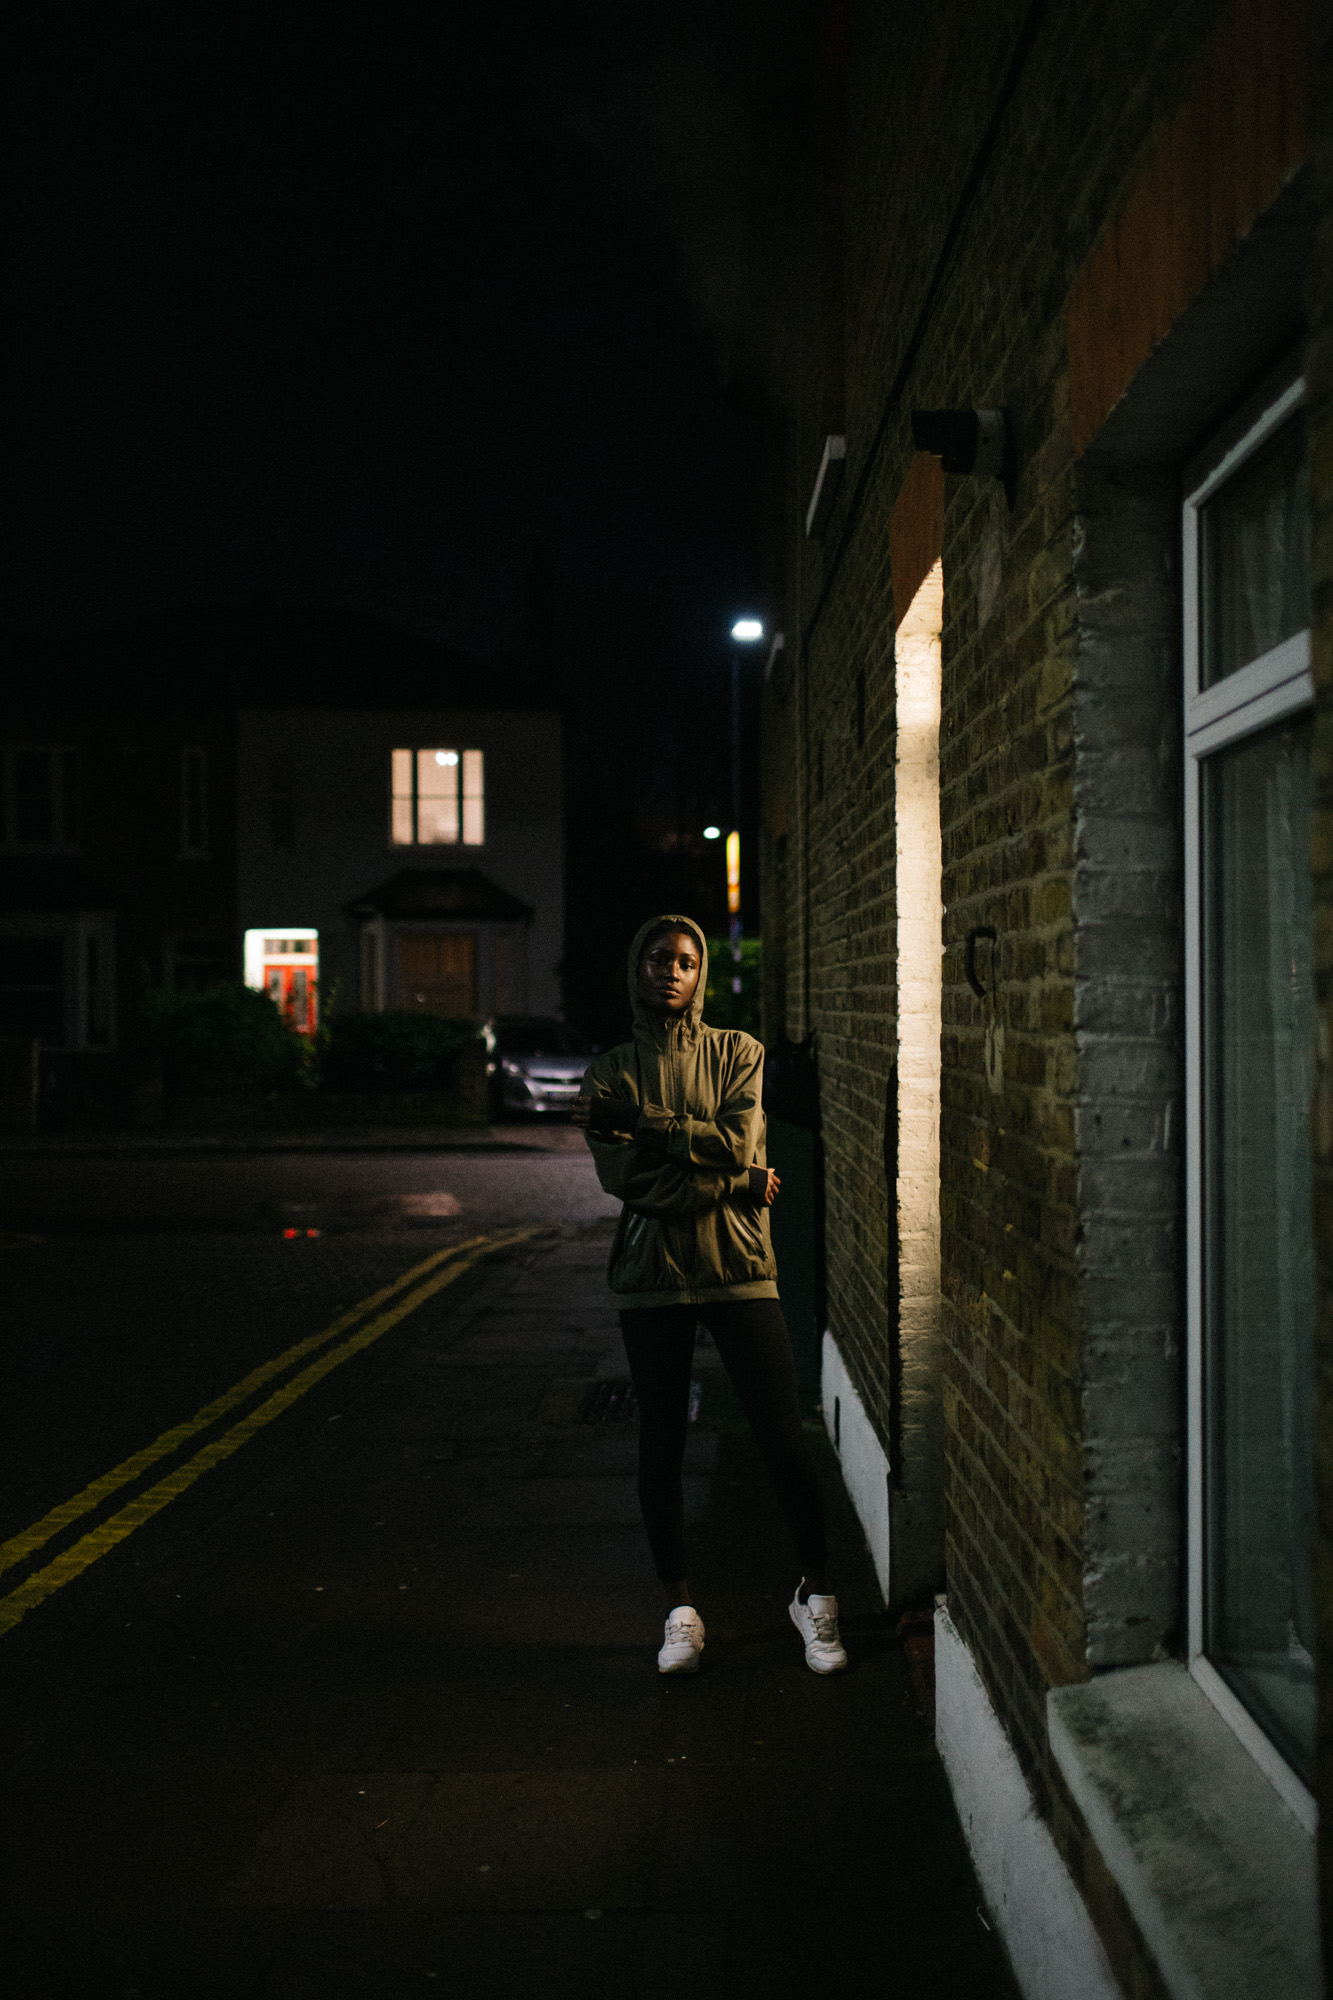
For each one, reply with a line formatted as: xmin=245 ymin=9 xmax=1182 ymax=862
xmin=8 ymin=2 xmax=808 ymax=1027
xmin=8 ymin=4 xmax=794 ymax=661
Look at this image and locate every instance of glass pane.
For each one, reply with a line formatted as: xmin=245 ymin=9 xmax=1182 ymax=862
xmin=1200 ymin=416 xmax=1309 ymax=687
xmin=0 ymin=934 xmax=66 ymax=1043
xmin=390 ymin=749 xmax=414 ymax=844
xmin=1202 ymin=714 xmax=1314 ymax=1779
xmin=462 ymin=748 xmax=484 ymax=845
xmin=417 ymin=749 xmax=459 ymax=844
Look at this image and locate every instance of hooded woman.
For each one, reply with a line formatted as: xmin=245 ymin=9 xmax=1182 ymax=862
xmin=573 ymin=915 xmax=845 ymax=1677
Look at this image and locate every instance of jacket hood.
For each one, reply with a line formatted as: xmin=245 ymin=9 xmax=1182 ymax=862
xmin=627 ymin=914 xmax=709 ymax=1045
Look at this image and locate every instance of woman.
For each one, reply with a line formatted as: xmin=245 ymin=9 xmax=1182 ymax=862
xmin=573 ymin=915 xmax=845 ymax=1676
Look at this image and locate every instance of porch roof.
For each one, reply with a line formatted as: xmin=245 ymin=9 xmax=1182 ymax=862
xmin=344 ymin=868 xmax=532 ymax=925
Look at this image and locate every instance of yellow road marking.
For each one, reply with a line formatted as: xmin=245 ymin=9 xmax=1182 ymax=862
xmin=0 ymin=1227 xmax=537 ymax=1591
xmin=0 ymin=1225 xmax=538 ymax=1635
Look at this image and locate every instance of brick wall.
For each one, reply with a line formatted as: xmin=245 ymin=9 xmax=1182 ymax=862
xmin=1306 ymin=15 xmax=1333 ymax=1953
xmin=760 ymin=0 xmax=1322 ymax=1988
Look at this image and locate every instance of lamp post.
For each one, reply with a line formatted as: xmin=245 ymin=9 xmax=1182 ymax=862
xmin=727 ymin=617 xmax=764 ymax=1020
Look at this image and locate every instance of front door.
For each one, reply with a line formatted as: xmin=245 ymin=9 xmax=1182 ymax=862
xmin=398 ymin=931 xmax=477 ymax=1016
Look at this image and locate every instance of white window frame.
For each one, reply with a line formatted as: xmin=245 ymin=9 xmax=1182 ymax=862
xmin=1182 ymin=376 xmax=1316 ymax=1833
xmin=389 ymin=747 xmax=486 ymax=848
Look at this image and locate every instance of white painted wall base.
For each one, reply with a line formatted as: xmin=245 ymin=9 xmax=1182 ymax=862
xmin=820 ymin=1332 xmax=890 ymax=1603
xmin=935 ymin=1600 xmax=1124 ymax=2000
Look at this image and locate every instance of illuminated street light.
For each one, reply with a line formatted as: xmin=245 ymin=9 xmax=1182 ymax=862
xmin=703 ymin=824 xmax=722 ymax=840
xmin=726 ymin=617 xmax=765 ymax=1016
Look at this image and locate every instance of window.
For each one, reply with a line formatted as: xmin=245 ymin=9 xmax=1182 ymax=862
xmin=390 ymin=748 xmax=485 ymax=846
xmin=180 ymin=747 xmax=208 ymax=856
xmin=1184 ymin=377 xmax=1314 ymax=1819
xmin=0 ymin=747 xmax=79 ymax=850
xmin=0 ymin=914 xmax=114 ymax=1049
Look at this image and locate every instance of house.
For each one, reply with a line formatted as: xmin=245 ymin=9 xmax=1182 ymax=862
xmin=758 ymin=2 xmax=1327 ymax=1994
xmin=236 ymin=706 xmax=563 ymax=1027
xmin=0 ymin=612 xmax=564 ymax=1117
xmin=0 ymin=683 xmax=238 ymax=1119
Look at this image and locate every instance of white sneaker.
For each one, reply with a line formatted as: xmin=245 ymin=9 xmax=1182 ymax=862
xmin=789 ymin=1586 xmax=847 ymax=1673
xmin=657 ymin=1605 xmax=705 ymax=1674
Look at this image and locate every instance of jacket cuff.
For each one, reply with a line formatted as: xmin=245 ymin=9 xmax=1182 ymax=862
xmin=633 ymin=1102 xmax=673 ymax=1150
xmin=746 ymin=1165 xmax=768 ymax=1204
xmin=588 ymin=1097 xmax=640 ymax=1138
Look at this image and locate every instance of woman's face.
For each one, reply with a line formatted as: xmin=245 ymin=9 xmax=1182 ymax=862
xmin=637 ymin=930 xmax=702 ymax=1016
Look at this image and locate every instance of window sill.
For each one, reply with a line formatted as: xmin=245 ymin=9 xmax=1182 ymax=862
xmin=1048 ymin=1661 xmax=1319 ymax=2000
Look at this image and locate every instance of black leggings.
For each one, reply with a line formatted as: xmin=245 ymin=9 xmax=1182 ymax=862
xmin=619 ymin=1298 xmax=828 ymax=1585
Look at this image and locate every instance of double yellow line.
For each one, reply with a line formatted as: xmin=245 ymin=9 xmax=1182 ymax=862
xmin=0 ymin=1226 xmax=538 ymax=1637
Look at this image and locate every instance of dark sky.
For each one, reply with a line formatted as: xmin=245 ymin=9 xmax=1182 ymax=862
xmin=8 ymin=2 xmax=799 ymax=678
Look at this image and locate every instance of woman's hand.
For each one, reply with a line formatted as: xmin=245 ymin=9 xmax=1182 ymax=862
xmin=571 ymin=1094 xmax=592 ymax=1129
xmin=762 ymin=1168 xmax=781 ymax=1207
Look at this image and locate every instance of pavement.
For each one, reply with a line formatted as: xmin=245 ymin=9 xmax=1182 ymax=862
xmin=3 ymin=1211 xmax=1019 ymax=2000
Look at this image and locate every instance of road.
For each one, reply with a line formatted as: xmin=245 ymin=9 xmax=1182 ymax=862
xmin=0 ymin=1130 xmax=618 ymax=1643
xmin=0 ymin=1129 xmax=1019 ymax=1998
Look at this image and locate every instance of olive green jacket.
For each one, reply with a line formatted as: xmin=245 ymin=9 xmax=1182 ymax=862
xmin=582 ymin=915 xmax=779 ymax=1309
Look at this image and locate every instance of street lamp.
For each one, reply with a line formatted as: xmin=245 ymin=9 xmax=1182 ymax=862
xmin=727 ymin=617 xmax=764 ymax=1016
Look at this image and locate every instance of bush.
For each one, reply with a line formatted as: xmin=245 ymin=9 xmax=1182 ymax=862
xmin=704 ymin=936 xmax=762 ymax=1037
xmin=320 ymin=1011 xmax=482 ymax=1092
xmin=140 ymin=984 xmax=306 ymax=1095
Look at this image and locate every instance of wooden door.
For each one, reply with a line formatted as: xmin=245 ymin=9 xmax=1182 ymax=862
xmin=398 ymin=931 xmax=477 ymax=1016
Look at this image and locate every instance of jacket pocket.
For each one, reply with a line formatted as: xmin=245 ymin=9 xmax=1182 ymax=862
xmin=699 ymin=1199 xmax=774 ymax=1287
xmin=610 ymin=1209 xmax=691 ymax=1294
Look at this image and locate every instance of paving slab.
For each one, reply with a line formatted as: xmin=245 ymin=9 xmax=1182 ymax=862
xmin=4 ymin=1225 xmax=1020 ymax=1999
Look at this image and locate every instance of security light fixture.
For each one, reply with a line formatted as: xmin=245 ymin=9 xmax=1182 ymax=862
xmin=911 ymin=408 xmax=1016 ymax=504
xmin=703 ymin=825 xmax=722 ymax=840
xmin=805 ymin=434 xmax=846 ymax=538
xmin=730 ymin=618 xmax=764 ymax=642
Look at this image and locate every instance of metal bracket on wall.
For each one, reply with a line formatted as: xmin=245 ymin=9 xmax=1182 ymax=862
xmin=964 ymin=925 xmax=998 ymax=1001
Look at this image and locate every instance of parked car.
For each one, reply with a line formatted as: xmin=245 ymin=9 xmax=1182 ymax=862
xmin=487 ymin=1016 xmax=594 ymax=1117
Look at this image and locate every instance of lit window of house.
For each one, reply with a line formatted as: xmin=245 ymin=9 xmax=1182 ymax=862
xmin=390 ymin=748 xmax=485 ymax=846
xmin=1184 ymin=376 xmax=1314 ymax=1818
xmin=0 ymin=747 xmax=79 ymax=851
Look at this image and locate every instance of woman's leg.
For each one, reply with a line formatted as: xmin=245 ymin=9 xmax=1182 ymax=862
xmin=619 ymin=1304 xmax=699 ymax=1601
xmin=701 ymin=1298 xmax=830 ymax=1589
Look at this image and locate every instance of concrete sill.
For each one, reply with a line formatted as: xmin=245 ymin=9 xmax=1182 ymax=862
xmin=1048 ymin=1662 xmax=1320 ymax=2000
